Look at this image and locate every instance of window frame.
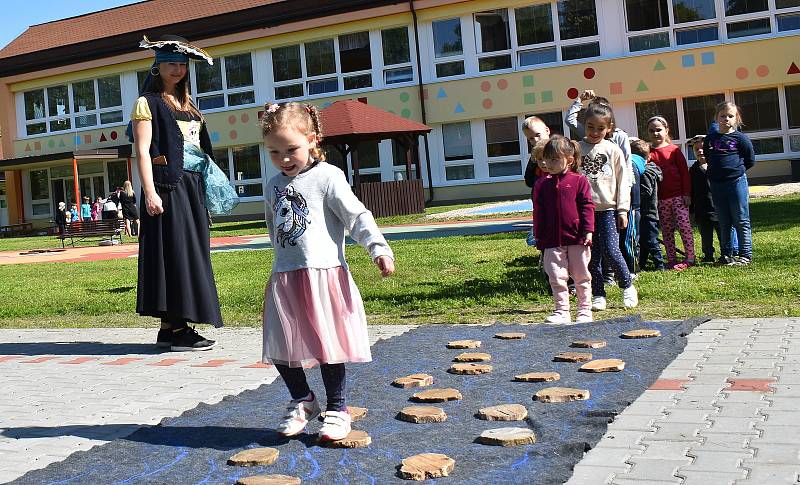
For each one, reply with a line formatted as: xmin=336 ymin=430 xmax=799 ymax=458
xmin=484 ymin=116 xmax=525 ymax=178
xmin=19 ymin=75 xmax=125 ymax=138
xmin=190 ymin=52 xmax=256 ymax=113
xmin=213 ymin=144 xmax=265 ymax=201
xmin=379 ymin=26 xmax=416 ymax=85
xmin=440 ymin=121 xmax=477 ymax=183
xmin=28 ymin=168 xmax=51 ymax=219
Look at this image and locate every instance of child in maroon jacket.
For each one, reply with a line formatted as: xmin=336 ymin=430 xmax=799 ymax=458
xmin=534 ymin=135 xmax=595 ymax=324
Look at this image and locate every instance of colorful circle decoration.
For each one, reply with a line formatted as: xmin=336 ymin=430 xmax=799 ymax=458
xmin=481 ymin=81 xmax=492 ymax=92
xmin=401 ymin=108 xmax=412 ymax=118
xmin=756 ymin=65 xmax=769 ymax=78
xmin=228 ymin=115 xmax=237 ymax=125
xmin=229 ymin=130 xmax=238 ymax=140
xmin=110 ymin=131 xmax=118 ymax=140
xmin=399 ymin=92 xmax=410 ymax=102
xmin=567 ymin=87 xmax=580 ymax=99
xmin=583 ymin=68 xmax=596 ymax=80
xmin=497 ymin=79 xmax=508 ymax=90
xmin=482 ymin=99 xmax=493 ymax=109
xmin=241 ymin=113 xmax=250 ymax=124
xmin=736 ymin=67 xmax=749 ymax=80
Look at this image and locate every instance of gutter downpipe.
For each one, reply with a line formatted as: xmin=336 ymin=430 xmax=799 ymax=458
xmin=409 ymin=0 xmax=434 ymax=203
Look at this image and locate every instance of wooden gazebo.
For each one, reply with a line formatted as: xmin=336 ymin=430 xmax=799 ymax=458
xmin=319 ymin=100 xmax=431 ymax=217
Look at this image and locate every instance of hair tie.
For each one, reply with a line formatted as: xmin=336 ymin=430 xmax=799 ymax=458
xmin=305 ymin=104 xmax=313 ymax=114
xmin=266 ymin=103 xmax=280 ymax=114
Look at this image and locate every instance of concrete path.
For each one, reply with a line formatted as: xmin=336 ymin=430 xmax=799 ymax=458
xmin=1 ymin=318 xmax=798 ymax=484
xmin=0 ymin=216 xmax=529 ymax=265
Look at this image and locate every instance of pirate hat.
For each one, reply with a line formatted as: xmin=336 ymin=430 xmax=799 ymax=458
xmin=139 ymin=35 xmax=213 ymax=65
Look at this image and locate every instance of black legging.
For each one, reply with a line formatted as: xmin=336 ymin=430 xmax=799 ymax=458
xmin=275 ymin=363 xmax=346 ymax=412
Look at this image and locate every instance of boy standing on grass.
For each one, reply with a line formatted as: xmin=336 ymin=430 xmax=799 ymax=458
xmin=632 ymin=139 xmax=665 ymax=271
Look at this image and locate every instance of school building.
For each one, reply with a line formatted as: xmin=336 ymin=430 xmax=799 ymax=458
xmin=1 ymin=0 xmax=799 ymax=228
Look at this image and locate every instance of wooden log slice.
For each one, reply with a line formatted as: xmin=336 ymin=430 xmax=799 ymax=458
xmin=534 ymin=387 xmax=591 ymax=403
xmin=475 ymin=427 xmax=537 ymax=446
xmin=621 ymin=329 xmax=661 ymax=339
xmin=494 ymin=332 xmax=526 ymax=340
xmin=320 ymin=429 xmax=371 ymax=448
xmin=446 ymin=339 xmax=481 ymax=349
xmin=398 ymin=453 xmax=456 ymax=481
xmin=227 ymin=447 xmax=279 ymax=467
xmin=447 ymin=363 xmax=493 ymax=375
xmin=553 ymin=352 xmax=593 ymax=362
xmin=514 ymin=371 xmax=561 ymax=382
xmin=477 ymin=404 xmax=528 ymax=421
xmin=452 ymin=352 xmax=491 ymax=362
xmin=236 ymin=475 xmax=301 ymax=485
xmin=579 ymin=359 xmax=626 ymax=373
xmin=570 ymin=339 xmax=607 ymax=349
xmin=392 ymin=373 xmax=434 ymax=388
xmin=397 ymin=406 xmax=447 ymax=423
xmin=411 ymin=388 xmax=462 ymax=403
xmin=319 ymin=406 xmax=367 ymax=422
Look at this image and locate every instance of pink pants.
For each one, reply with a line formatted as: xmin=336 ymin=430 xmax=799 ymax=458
xmin=658 ymin=196 xmax=695 ymax=265
xmin=543 ymin=245 xmax=592 ymax=314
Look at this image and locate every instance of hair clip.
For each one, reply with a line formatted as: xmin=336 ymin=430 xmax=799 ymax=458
xmin=305 ymin=104 xmax=313 ymax=114
xmin=266 ymin=103 xmax=280 ymax=114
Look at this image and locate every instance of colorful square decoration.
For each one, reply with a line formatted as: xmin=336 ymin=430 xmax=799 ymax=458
xmin=682 ymin=54 xmax=695 ymax=68
xmin=610 ymin=82 xmax=623 ymax=95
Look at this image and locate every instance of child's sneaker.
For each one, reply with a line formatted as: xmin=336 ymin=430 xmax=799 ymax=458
xmin=591 ymin=296 xmax=607 ymax=311
xmin=319 ymin=410 xmax=352 ymax=441
xmin=544 ymin=311 xmax=571 ymax=324
xmin=623 ymin=286 xmax=639 ymax=309
xmin=277 ymin=393 xmax=321 ymax=437
xmin=576 ymin=311 xmax=593 ymax=323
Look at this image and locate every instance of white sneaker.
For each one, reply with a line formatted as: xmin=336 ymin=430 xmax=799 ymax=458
xmin=576 ymin=311 xmax=593 ymax=323
xmin=623 ymin=285 xmax=639 ymax=309
xmin=544 ymin=311 xmax=571 ymax=324
xmin=276 ymin=393 xmax=321 ymax=437
xmin=591 ymin=296 xmax=607 ymax=311
xmin=319 ymin=410 xmax=352 ymax=441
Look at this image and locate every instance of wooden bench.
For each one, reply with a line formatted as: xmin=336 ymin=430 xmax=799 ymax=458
xmin=0 ymin=223 xmax=34 ymax=238
xmin=58 ymin=220 xmax=125 ymax=248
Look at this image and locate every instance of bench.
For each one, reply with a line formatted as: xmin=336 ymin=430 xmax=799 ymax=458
xmin=58 ymin=220 xmax=125 ymax=248
xmin=0 ymin=223 xmax=34 ymax=238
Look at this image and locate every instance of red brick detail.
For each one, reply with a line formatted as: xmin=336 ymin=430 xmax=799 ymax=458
xmin=726 ymin=378 xmax=776 ymax=392
xmin=147 ymin=358 xmax=188 ymax=366
xmin=102 ymin=357 xmax=145 ymax=366
xmin=191 ymin=359 xmax=238 ymax=368
xmin=648 ymin=378 xmax=691 ymax=390
xmin=241 ymin=361 xmax=273 ymax=368
xmin=20 ymin=356 xmax=60 ymax=364
xmin=60 ymin=357 xmax=101 ymax=364
xmin=0 ymin=356 xmax=23 ymax=363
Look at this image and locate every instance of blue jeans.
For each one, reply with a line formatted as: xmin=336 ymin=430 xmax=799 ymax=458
xmin=710 ymin=175 xmax=752 ymax=260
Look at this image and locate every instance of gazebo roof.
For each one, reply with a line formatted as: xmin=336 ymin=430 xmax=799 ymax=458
xmin=320 ymin=100 xmax=431 ymax=144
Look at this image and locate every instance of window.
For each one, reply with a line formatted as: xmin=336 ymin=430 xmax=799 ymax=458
xmin=392 ymin=139 xmax=418 ymax=180
xmin=22 ymin=76 xmax=123 ymax=137
xmin=485 ymin=117 xmax=522 ymax=177
xmin=106 ymin=160 xmax=129 ymax=194
xmin=558 ymin=0 xmax=598 ymax=40
xmin=682 ymin=93 xmax=725 ymax=137
xmin=750 ymin=137 xmax=784 ymax=154
xmin=626 ymin=0 xmax=670 ymax=31
xmin=777 ymin=0 xmax=800 ymax=7
xmin=524 ymin=111 xmax=565 ymax=147
xmin=272 ymin=45 xmax=304 ymax=99
xmin=215 ymin=145 xmax=263 ymax=198
xmin=30 ymin=169 xmax=50 ymax=216
xmin=382 ymin=27 xmax=413 ymax=84
xmin=725 ymin=0 xmax=768 ymax=16
xmin=727 ymin=18 xmax=771 ymax=37
xmin=786 ymin=85 xmax=800 ymax=129
xmin=777 ymin=12 xmax=800 ymax=30
xmin=442 ymin=122 xmax=474 ymax=180
xmin=474 ymin=9 xmax=512 ymax=72
xmin=734 ymin=88 xmax=780 ymax=132
xmin=629 ymin=32 xmax=671 ymax=51
xmin=675 ymin=25 xmax=719 ymax=44
xmin=339 ymin=31 xmax=372 ymax=90
xmin=673 ymin=0 xmax=717 ymax=21
xmin=433 ymin=18 xmax=465 ymax=78
xmin=635 ymin=99 xmax=681 ymax=140
xmin=194 ymin=53 xmax=255 ymax=110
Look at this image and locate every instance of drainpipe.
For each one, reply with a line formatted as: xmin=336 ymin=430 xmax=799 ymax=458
xmin=409 ymin=0 xmax=434 ymax=203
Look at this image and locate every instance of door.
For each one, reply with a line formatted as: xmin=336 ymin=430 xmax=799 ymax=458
xmin=51 ymin=179 xmax=65 ymax=216
xmin=0 ymin=183 xmax=7 ymax=226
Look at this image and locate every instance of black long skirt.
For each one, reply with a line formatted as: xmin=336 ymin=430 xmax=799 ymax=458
xmin=136 ymin=171 xmax=223 ymax=327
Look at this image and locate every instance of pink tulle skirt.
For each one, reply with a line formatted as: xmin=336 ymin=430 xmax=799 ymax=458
xmin=262 ymin=266 xmax=372 ymax=368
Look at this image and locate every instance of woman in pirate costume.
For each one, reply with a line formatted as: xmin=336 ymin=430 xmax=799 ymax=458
xmin=130 ymin=35 xmax=238 ymax=351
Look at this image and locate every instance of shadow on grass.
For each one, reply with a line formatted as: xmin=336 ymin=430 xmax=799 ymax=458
xmin=210 ymin=221 xmax=265 ymax=234
xmin=751 ymin=195 xmax=800 ymax=232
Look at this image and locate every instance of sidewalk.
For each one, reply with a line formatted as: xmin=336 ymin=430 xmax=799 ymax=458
xmin=1 ymin=318 xmax=798 ymax=484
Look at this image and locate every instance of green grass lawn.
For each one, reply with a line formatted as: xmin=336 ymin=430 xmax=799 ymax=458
xmin=0 ymin=195 xmax=798 ymax=328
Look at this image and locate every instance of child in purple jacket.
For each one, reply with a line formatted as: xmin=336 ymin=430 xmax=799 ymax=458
xmin=534 ymin=135 xmax=595 ymax=324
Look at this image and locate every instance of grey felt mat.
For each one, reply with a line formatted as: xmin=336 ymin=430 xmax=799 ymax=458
xmin=9 ymin=316 xmax=705 ymax=485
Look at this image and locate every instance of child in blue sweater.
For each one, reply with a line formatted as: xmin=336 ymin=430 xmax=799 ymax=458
xmin=702 ymin=102 xmax=756 ymax=265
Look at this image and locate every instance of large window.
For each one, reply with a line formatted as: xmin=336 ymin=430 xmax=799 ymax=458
xmin=515 ymin=0 xmax=600 ymax=68
xmin=106 ymin=160 xmax=129 ymax=194
xmin=433 ymin=18 xmax=466 ymax=78
xmin=474 ymin=9 xmax=513 ymax=72
xmin=194 ymin=53 xmax=255 ymax=111
xmin=22 ymin=75 xmax=123 ymax=136
xmin=786 ymin=84 xmax=800 ymax=129
xmin=485 ymin=117 xmax=522 ymax=177
xmin=30 ymin=169 xmax=50 ymax=216
xmin=442 ymin=122 xmax=475 ymax=180
xmin=213 ymin=145 xmax=263 ymax=198
xmin=734 ymin=88 xmax=781 ymax=132
xmin=635 ymin=98 xmax=681 ymax=140
xmin=381 ymin=27 xmax=413 ymax=84
xmin=682 ymin=93 xmax=725 ymax=137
